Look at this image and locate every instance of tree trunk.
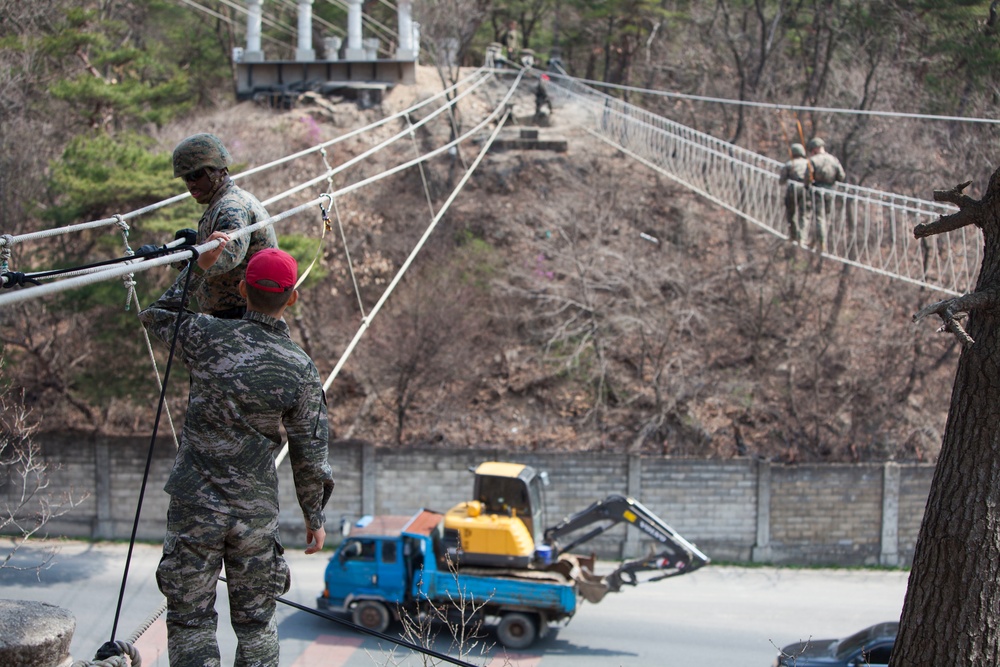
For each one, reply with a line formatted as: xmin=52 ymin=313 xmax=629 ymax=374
xmin=892 ymin=167 xmax=1000 ymax=665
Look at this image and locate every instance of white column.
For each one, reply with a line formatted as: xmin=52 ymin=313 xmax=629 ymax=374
xmin=244 ymin=0 xmax=265 ymax=62
xmin=295 ymin=0 xmax=316 ymax=61
xmin=345 ymin=0 xmax=366 ymax=60
xmin=395 ymin=0 xmax=417 ymax=60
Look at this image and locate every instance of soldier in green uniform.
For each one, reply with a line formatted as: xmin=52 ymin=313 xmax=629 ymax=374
xmin=779 ymin=143 xmax=811 ymax=245
xmin=140 ymin=237 xmax=334 ymax=667
xmin=172 ymin=133 xmax=279 ymax=318
xmin=502 ymin=20 xmax=520 ymax=62
xmin=806 ymin=137 xmax=846 ymax=253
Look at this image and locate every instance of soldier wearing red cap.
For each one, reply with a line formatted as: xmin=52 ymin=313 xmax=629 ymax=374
xmin=139 ymin=233 xmax=333 ymax=667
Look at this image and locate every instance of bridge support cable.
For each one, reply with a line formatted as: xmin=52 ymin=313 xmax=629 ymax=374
xmin=275 ymin=76 xmax=523 ymax=468
xmin=547 ymin=74 xmax=979 ymax=297
xmin=0 ymin=68 xmax=491 ymax=259
xmin=0 ymin=72 xmax=520 ymax=308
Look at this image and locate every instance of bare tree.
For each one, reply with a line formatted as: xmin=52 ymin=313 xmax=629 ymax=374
xmin=892 ymin=168 xmax=1000 ymax=664
xmin=356 ymin=256 xmax=488 ymax=445
xmin=0 ymin=374 xmax=87 ymax=576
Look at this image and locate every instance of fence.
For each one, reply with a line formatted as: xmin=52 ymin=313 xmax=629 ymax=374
xmin=14 ymin=434 xmax=935 ymax=567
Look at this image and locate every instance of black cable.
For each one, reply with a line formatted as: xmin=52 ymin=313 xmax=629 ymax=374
xmin=106 ymin=256 xmax=199 ymax=649
xmin=22 ymin=246 xmax=187 ymax=282
xmin=264 ymin=587 xmax=481 ymax=667
xmin=9 ymin=229 xmax=198 ymax=283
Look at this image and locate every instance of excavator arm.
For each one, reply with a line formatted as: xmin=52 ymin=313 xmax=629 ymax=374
xmin=544 ymin=494 xmax=709 ymax=594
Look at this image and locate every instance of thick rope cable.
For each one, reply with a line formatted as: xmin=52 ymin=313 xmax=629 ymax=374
xmin=70 ymin=639 xmax=141 ymax=667
xmin=260 ymin=72 xmax=493 ymax=209
xmin=539 ymin=69 xmax=1000 ymax=125
xmin=0 ymin=72 xmax=518 ymax=306
xmin=0 ymin=69 xmax=491 ymax=252
xmin=405 ymin=112 xmax=439 ymax=220
xmin=320 ymin=102 xmax=516 ymax=393
xmin=274 ymin=77 xmax=522 ymax=468
xmin=330 ymin=192 xmax=367 ymax=320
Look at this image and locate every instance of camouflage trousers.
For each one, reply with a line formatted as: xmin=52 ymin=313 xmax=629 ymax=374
xmin=784 ymin=183 xmax=809 ymax=243
xmin=157 ymin=498 xmax=291 ymax=667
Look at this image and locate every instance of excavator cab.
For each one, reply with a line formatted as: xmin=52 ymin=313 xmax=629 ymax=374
xmin=443 ymin=462 xmax=548 ymax=567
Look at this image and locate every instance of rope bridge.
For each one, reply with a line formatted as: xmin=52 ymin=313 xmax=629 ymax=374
xmin=547 ymin=71 xmax=981 ymax=297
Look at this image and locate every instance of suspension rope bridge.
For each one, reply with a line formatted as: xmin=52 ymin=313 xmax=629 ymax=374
xmin=545 ymin=68 xmax=979 ymax=297
xmin=1 ymin=61 xmax=984 ymax=665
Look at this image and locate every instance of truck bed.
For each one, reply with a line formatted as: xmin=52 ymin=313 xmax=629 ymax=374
xmin=424 ymin=569 xmax=577 ymax=619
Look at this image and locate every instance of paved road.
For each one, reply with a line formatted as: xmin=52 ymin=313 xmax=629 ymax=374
xmin=0 ymin=539 xmax=909 ymax=666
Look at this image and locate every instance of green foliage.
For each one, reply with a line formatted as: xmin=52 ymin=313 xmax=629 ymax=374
xmin=278 ymin=234 xmax=330 ymax=289
xmin=41 ymin=7 xmax=186 ymax=128
xmin=46 ymin=133 xmax=178 ymax=228
xmin=452 ymin=230 xmax=500 ymax=289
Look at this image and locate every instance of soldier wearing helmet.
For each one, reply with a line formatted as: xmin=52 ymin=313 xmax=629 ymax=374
xmin=172 ymin=133 xmax=278 ymax=318
xmin=806 ymin=137 xmax=846 ymax=253
xmin=779 ymin=143 xmax=811 ymax=245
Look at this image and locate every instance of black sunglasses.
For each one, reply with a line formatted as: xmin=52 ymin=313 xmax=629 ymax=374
xmin=182 ymin=167 xmax=210 ymax=183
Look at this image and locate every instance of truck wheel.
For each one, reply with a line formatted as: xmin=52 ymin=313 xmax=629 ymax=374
xmin=496 ymin=612 xmax=537 ymax=649
xmin=352 ymin=600 xmax=391 ymax=633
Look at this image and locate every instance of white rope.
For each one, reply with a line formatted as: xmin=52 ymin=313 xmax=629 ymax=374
xmin=0 ymin=71 xmax=520 ymax=306
xmin=0 ymin=69 xmax=491 ymax=251
xmin=541 ymin=69 xmax=1000 ymax=125
xmin=549 ymin=75 xmax=979 ymax=297
xmin=70 ymin=639 xmax=141 ymax=667
xmin=260 ymin=72 xmax=494 ymax=208
xmin=174 ymin=0 xmax=288 ymax=49
xmin=274 ymin=71 xmax=525 ymax=467
xmin=320 ymin=79 xmax=522 ymax=394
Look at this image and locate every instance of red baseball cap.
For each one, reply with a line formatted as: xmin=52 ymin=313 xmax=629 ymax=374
xmin=245 ymin=248 xmax=297 ymax=293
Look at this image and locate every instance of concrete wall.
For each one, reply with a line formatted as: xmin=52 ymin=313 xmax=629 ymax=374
xmin=8 ymin=434 xmax=935 ymax=567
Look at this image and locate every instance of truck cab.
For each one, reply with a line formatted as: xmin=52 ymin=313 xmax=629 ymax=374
xmin=318 ymin=512 xmax=441 ymax=633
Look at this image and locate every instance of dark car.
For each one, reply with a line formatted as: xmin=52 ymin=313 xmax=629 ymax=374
xmin=774 ymin=621 xmax=897 ymax=667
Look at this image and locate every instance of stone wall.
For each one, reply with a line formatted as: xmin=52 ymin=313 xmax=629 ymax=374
xmin=10 ymin=434 xmax=935 ymax=566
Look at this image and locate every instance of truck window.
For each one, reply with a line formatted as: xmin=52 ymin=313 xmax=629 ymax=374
xmin=382 ymin=541 xmax=397 ymax=563
xmin=343 ymin=539 xmax=376 ymax=561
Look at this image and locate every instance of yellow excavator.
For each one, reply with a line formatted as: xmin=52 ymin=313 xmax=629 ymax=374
xmin=443 ymin=461 xmax=709 ymax=595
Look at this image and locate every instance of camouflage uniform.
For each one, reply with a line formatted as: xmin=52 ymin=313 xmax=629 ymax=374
xmin=139 ymin=266 xmax=334 ymax=667
xmin=807 ymin=139 xmax=846 ymax=252
xmin=779 ymin=144 xmax=810 ymax=244
xmin=502 ymin=24 xmax=520 ymax=61
xmin=194 ymin=179 xmax=278 ymax=317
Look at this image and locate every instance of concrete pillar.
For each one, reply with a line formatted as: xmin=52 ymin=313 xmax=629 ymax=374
xmin=361 ymin=441 xmax=376 ymax=516
xmin=244 ymin=0 xmax=265 ymax=62
xmin=751 ymin=459 xmax=773 ymax=562
xmin=622 ymin=455 xmax=643 ymax=559
xmin=0 ymin=600 xmax=75 ymax=667
xmin=323 ymin=36 xmax=342 ymax=60
xmin=295 ymin=0 xmax=316 ymax=61
xmin=395 ymin=0 xmax=417 ymax=60
xmin=880 ymin=462 xmax=901 ymax=566
xmin=345 ymin=0 xmax=366 ymax=60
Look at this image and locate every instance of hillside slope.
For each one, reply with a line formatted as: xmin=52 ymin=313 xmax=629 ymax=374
xmin=132 ymin=68 xmax=963 ymax=463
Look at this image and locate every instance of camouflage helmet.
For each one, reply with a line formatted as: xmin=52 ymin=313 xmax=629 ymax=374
xmin=790 ymin=143 xmax=806 ymax=158
xmin=806 ymin=137 xmax=825 ymax=150
xmin=172 ymin=133 xmax=232 ymax=178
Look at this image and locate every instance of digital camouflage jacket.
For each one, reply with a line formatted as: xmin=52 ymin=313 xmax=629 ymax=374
xmin=139 ymin=268 xmax=334 ymax=530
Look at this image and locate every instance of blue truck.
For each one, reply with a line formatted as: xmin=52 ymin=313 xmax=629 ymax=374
xmin=317 ymin=462 xmax=709 ymax=649
xmin=317 ymin=508 xmax=580 ymax=648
